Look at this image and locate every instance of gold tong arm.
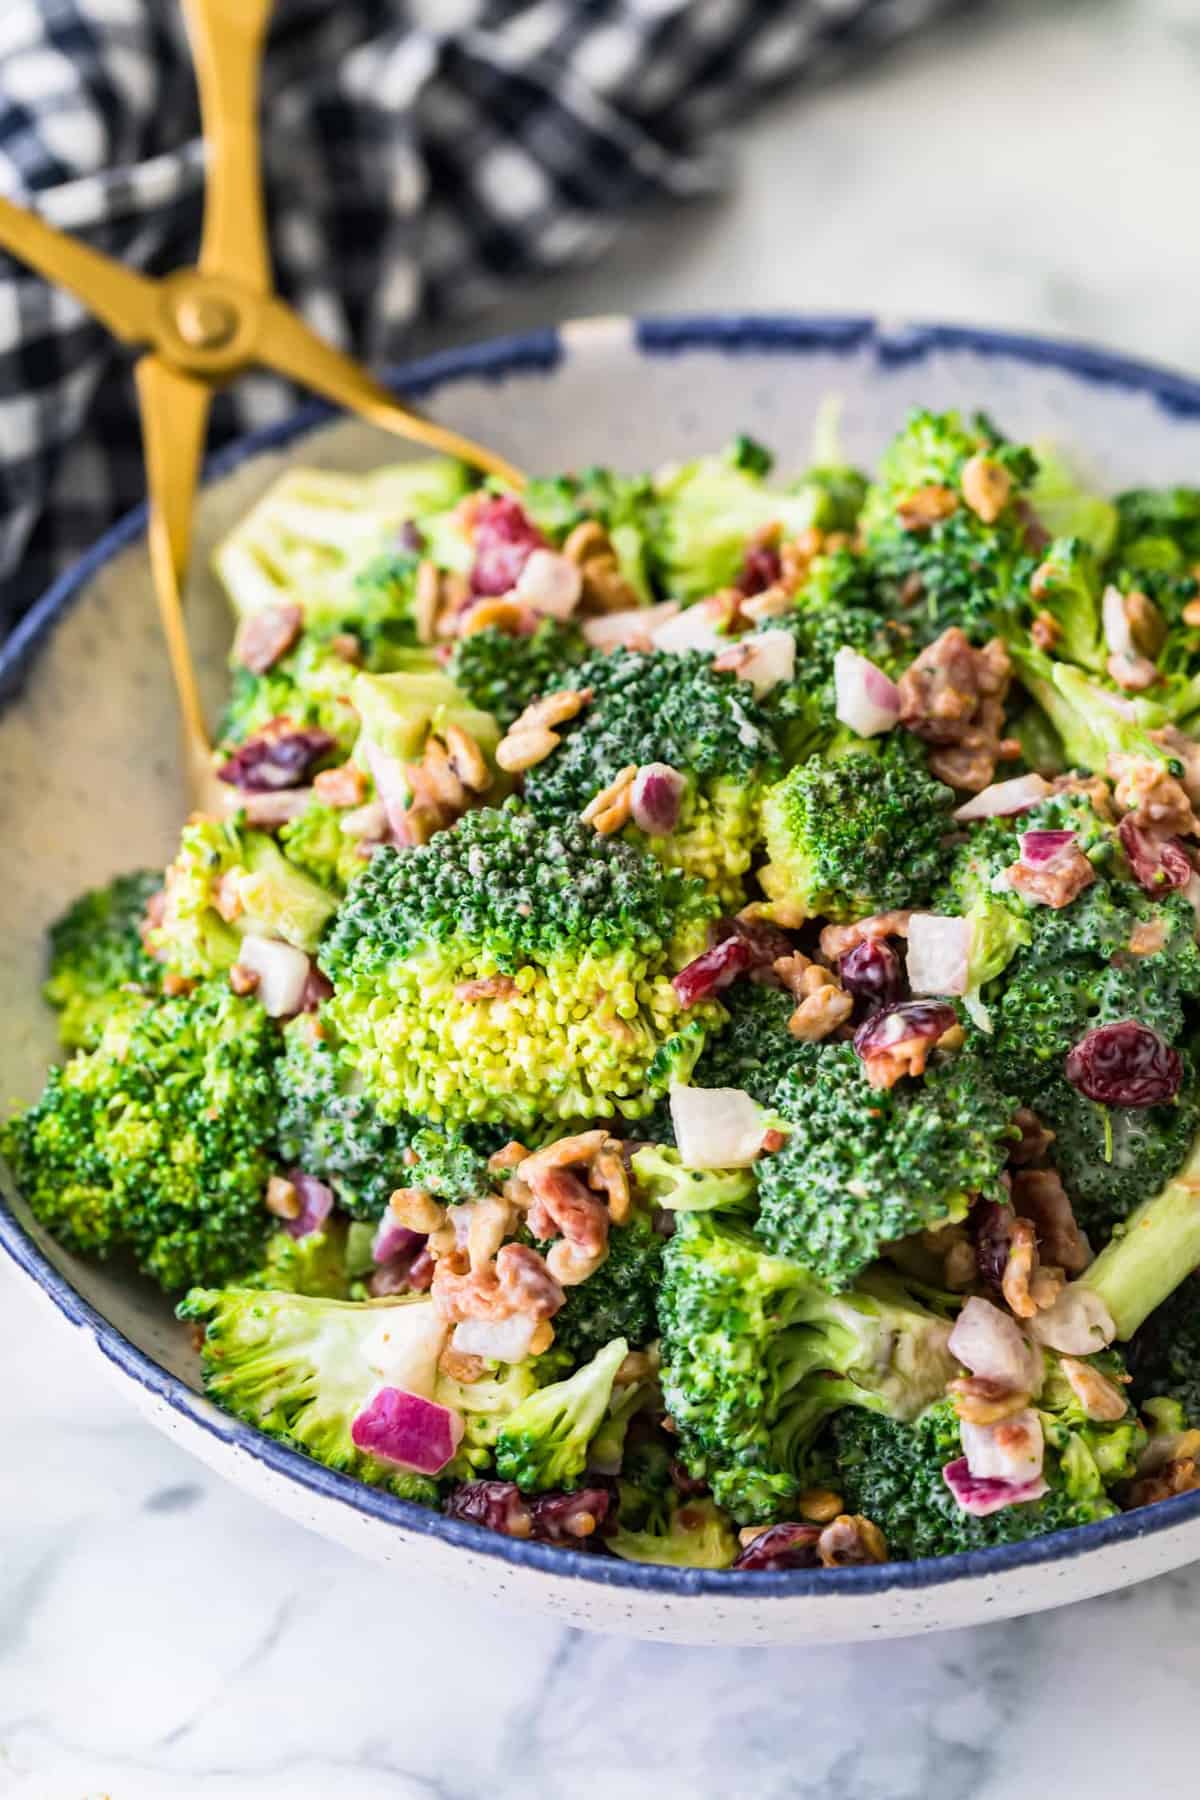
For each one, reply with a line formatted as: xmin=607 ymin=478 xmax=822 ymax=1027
xmin=258 ymin=298 xmax=527 ymax=487
xmin=182 ymin=0 xmax=274 ymax=294
xmin=0 ymin=195 xmax=160 ymax=345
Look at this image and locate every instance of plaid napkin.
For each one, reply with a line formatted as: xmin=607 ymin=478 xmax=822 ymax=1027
xmin=0 ymin=0 xmax=963 ymax=635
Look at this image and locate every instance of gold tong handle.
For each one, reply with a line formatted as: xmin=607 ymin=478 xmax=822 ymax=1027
xmin=182 ymin=0 xmax=274 ymax=294
xmin=0 ymin=195 xmax=160 ymax=344
xmin=259 ymin=298 xmax=527 ymax=488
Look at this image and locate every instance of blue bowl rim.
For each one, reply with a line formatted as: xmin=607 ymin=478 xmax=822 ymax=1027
xmin=4 ymin=308 xmax=1200 ymax=1603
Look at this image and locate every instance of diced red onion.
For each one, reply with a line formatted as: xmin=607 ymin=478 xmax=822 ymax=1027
xmin=960 ymin=1410 xmax=1044 ymax=1486
xmin=514 ymin=548 xmax=582 ymax=619
xmin=451 ymin=1315 xmax=538 ymax=1364
xmin=350 ymin=1387 xmax=464 ymax=1475
xmin=673 ymin=934 xmax=752 ymax=1007
xmin=732 ymin=628 xmax=796 ymax=698
xmin=372 ymin=1216 xmax=424 ymax=1266
xmin=631 ymin=763 xmax=685 ymax=836
xmin=227 ymin=786 xmax=315 ymax=828
xmin=1102 ymin=583 xmax=1133 ymax=658
xmin=948 ymin=1296 xmax=1043 ymax=1394
xmin=298 ymin=964 xmax=333 ymax=1014
xmin=236 ymin=935 xmax=311 ymax=1017
xmin=952 ymin=774 xmax=1052 ymax=821
xmin=1027 ymin=1288 xmax=1117 ymax=1356
xmin=582 ymin=600 xmax=679 ymax=651
xmin=284 ymin=1170 xmax=335 ymax=1240
xmin=905 ymin=913 xmax=971 ymax=997
xmin=1118 ymin=816 xmax=1193 ymax=895
xmin=943 ymin=1457 xmax=1050 ymax=1517
xmin=834 ymin=646 xmax=901 ymax=738
xmin=1018 ymin=828 xmax=1076 ymax=869
xmin=651 ymin=605 xmax=729 ymax=655
xmin=670 ymin=1085 xmax=766 ymax=1169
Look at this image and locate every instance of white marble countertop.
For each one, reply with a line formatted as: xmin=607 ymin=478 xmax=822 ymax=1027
xmin=6 ymin=3 xmax=1200 ymax=1795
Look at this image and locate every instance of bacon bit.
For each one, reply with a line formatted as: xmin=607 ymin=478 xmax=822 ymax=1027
xmin=1007 ymin=843 xmax=1096 ymax=909
xmin=314 ymin=763 xmax=368 ymax=808
xmin=896 ymin=485 xmax=959 ymax=531
xmin=759 ymin=1128 xmax=787 ymax=1155
xmin=818 ymin=910 xmax=912 ymax=964
xmin=431 ymin=1242 xmax=564 ymax=1325
xmin=898 ymin=629 xmax=1015 ymax=793
xmin=162 ymin=971 xmax=196 ymax=997
xmin=234 ymin=602 xmax=303 ymax=674
xmin=1110 ymin=755 xmax=1200 ymax=839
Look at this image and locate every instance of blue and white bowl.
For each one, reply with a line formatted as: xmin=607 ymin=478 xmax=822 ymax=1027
xmin=4 ymin=314 xmax=1200 ymax=1646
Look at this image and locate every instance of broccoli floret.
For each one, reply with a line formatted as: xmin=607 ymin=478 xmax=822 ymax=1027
xmin=860 ymin=409 xmax=1039 ymax=646
xmin=1019 ymin=537 xmax=1106 ymax=674
xmin=657 ymin=1212 xmax=957 ymax=1522
xmin=440 ymin=1356 xmax=549 ymax=1480
xmin=494 ymin=1336 xmax=628 ymax=1492
xmin=755 ymin=1039 xmax=1015 ymax=1290
xmin=42 ymin=869 xmax=162 ymax=1051
xmin=1034 ymin=1064 xmax=1200 ymax=1239
xmin=405 ymin=1124 xmax=504 ymax=1203
xmin=523 ymin=648 xmax=779 ymax=902
xmin=759 ymin=735 xmax=956 ymax=923
xmin=630 ymin=1145 xmax=756 ymax=1216
xmin=550 ymin=1211 xmax=666 ymax=1364
xmin=1127 ymin=1274 xmax=1200 ymax=1422
xmin=835 ymin=1360 xmax=1144 ymax=1561
xmin=448 ymin=619 xmax=588 ymax=729
xmin=178 ymin=1286 xmax=443 ymax=1504
xmin=277 ymin=798 xmax=368 ymax=896
xmin=151 ymin=816 xmax=337 ymax=979
xmin=319 ymin=802 xmax=720 ymax=1129
xmin=1112 ymin=486 xmax=1200 ymax=579
xmin=3 ymin=981 xmax=277 ymax=1290
xmin=1025 ymin=442 xmax=1117 ymax=554
xmin=218 ymin=633 xmax=365 ymax=760
xmin=242 ymin=1222 xmax=354 ymax=1298
xmin=685 ymin=980 xmax=806 ymax=1110
xmin=1005 ymin=643 xmax=1171 ymax=775
xmin=608 ymin=1493 xmax=738 ymax=1568
xmin=275 ymin=1021 xmax=416 ymax=1220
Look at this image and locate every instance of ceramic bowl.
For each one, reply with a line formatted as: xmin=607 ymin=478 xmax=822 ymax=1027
xmin=5 ymin=314 xmax=1200 ymax=1647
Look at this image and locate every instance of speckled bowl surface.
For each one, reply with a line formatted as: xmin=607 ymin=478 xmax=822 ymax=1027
xmin=5 ymin=314 xmax=1200 ymax=1646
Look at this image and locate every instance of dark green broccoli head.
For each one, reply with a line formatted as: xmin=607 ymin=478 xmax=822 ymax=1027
xmin=320 ymin=801 xmax=719 ymax=1128
xmin=3 ymin=980 xmax=277 ymax=1290
xmin=657 ymin=1212 xmax=956 ymax=1522
xmin=551 ymin=1211 xmax=665 ymax=1364
xmin=275 ymin=1021 xmax=415 ymax=1220
xmin=43 ymin=869 xmax=162 ymax=1051
xmin=1033 ymin=1063 xmax=1200 ymax=1239
xmin=760 ymin=735 xmax=956 ymax=923
xmin=1127 ymin=1274 xmax=1200 ymax=1423
xmin=448 ymin=619 xmax=588 ymax=730
xmin=756 ymin=1039 xmax=1015 ymax=1290
xmin=860 ymin=409 xmax=1039 ymax=645
xmin=687 ymin=980 xmax=806 ymax=1110
xmin=494 ymin=1337 xmax=629 ymax=1492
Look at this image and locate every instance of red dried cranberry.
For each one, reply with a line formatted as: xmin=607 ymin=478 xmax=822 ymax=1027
xmin=1065 ymin=1021 xmax=1182 ymax=1107
xmin=470 ymin=495 xmax=546 ymax=596
xmin=527 ymin=1487 xmax=612 ymax=1545
xmin=732 ymin=1523 xmax=822 ymax=1572
xmin=673 ymin=935 xmax=753 ymax=1007
xmin=444 ymin=1480 xmax=532 ymax=1537
xmin=218 ymin=725 xmax=335 ymax=791
xmin=970 ymin=1198 xmax=1014 ymax=1291
xmin=711 ymin=914 xmax=795 ymax=971
xmin=840 ymin=938 xmax=904 ymax=1015
xmin=396 ymin=520 xmax=426 ymax=553
xmin=738 ymin=544 xmax=783 ymax=596
xmin=853 ymin=999 xmax=957 ymax=1060
xmin=1118 ymin=816 xmax=1192 ymax=895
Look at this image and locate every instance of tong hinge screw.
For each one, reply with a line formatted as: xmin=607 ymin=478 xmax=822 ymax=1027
xmin=175 ymin=292 xmax=238 ymax=350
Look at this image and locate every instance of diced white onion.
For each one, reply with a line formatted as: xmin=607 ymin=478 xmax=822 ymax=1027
xmin=630 ymin=763 xmax=685 ymax=836
xmin=583 ymin=600 xmax=679 ymax=651
xmin=1102 ymin=583 xmax=1133 ymax=657
xmin=960 ymin=1409 xmax=1045 ymax=1486
xmin=834 ymin=646 xmax=902 ymax=737
xmin=905 ymin=913 xmax=971 ymax=997
xmin=514 ymin=548 xmax=582 ymax=619
xmin=669 ymin=1084 xmax=765 ymax=1169
xmin=340 ymin=798 xmax=388 ymax=841
xmin=953 ymin=774 xmax=1052 ymax=821
xmin=732 ymin=628 xmax=796 ymax=698
xmin=948 ymin=1297 xmax=1043 ymax=1394
xmin=236 ymin=935 xmax=311 ymax=1017
xmin=361 ymin=1302 xmax=449 ymax=1400
xmin=1026 ymin=1288 xmax=1116 ymax=1356
xmin=651 ymin=605 xmax=729 ymax=655
xmin=451 ymin=1315 xmax=538 ymax=1365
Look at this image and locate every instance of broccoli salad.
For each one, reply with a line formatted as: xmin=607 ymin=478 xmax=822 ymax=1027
xmin=11 ymin=413 xmax=1200 ymax=1574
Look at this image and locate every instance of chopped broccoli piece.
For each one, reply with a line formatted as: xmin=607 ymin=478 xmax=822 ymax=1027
xmin=1005 ymin=643 xmax=1171 ymax=775
xmin=275 ymin=1021 xmax=416 ymax=1220
xmin=241 ymin=1223 xmax=354 ymax=1298
xmin=759 ymin=735 xmax=956 ymax=923
xmin=1019 ymin=537 xmax=1106 ymax=674
xmin=178 ymin=1286 xmax=442 ymax=1504
xmin=218 ymin=633 xmax=365 ymax=760
xmin=43 ymin=869 xmax=162 ymax=1051
xmin=630 ymin=1145 xmax=756 ymax=1214
xmin=685 ymin=979 xmax=805 ymax=1110
xmin=494 ymin=1336 xmax=628 ymax=1492
xmin=657 ymin=1212 xmax=957 ymax=1522
xmin=277 ymin=798 xmax=367 ymax=896
xmin=3 ymin=981 xmax=277 ymax=1290
xmin=755 ymin=1039 xmax=1015 ymax=1290
xmin=320 ymin=802 xmax=720 ymax=1129
xmin=608 ymin=1493 xmax=737 ymax=1567
xmin=448 ymin=619 xmax=588 ymax=729
xmin=520 ymin=466 xmax=659 ymax=602
xmin=549 ymin=1211 xmax=665 ymax=1365
xmin=1025 ymin=442 xmax=1117 ymax=555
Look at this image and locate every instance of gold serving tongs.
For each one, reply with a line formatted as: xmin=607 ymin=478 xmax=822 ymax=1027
xmin=0 ymin=0 xmax=524 ymax=806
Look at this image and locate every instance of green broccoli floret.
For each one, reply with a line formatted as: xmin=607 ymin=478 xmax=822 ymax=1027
xmin=1127 ymin=1275 xmax=1200 ymax=1422
xmin=178 ymin=1286 xmax=443 ymax=1504
xmin=277 ymin=798 xmax=368 ymax=896
xmin=448 ymin=619 xmax=588 ymax=729
xmin=241 ymin=1222 xmax=354 ymax=1298
xmin=3 ymin=981 xmax=277 ymax=1290
xmin=550 ymin=1211 xmax=666 ymax=1364
xmin=755 ymin=1039 xmax=1015 ymax=1290
xmin=494 ymin=1336 xmax=629 ymax=1491
xmin=630 ymin=1145 xmax=756 ymax=1215
xmin=523 ymin=648 xmax=779 ymax=902
xmin=759 ymin=735 xmax=956 ymax=923
xmin=1005 ymin=642 xmax=1171 ymax=775
xmin=151 ymin=816 xmax=337 ymax=979
xmin=683 ymin=980 xmax=806 ymax=1111
xmin=1019 ymin=537 xmax=1106 ymax=674
xmin=1112 ymin=486 xmax=1200 ymax=582
xmin=42 ymin=869 xmax=162 ymax=1051
xmin=835 ymin=1355 xmax=1144 ymax=1560
xmin=1033 ymin=1064 xmax=1200 ymax=1239
xmin=657 ymin=1212 xmax=957 ymax=1522
xmin=440 ymin=1355 xmax=549 ymax=1480
xmin=609 ymin=1493 xmax=738 ymax=1567
xmin=275 ymin=1021 xmax=416 ymax=1220
xmin=1025 ymin=442 xmax=1117 ymax=554
xmin=860 ymin=409 xmax=1039 ymax=646
xmin=319 ymin=801 xmax=720 ymax=1129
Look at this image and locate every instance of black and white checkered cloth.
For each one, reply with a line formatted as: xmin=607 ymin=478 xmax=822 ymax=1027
xmin=0 ymin=0 xmax=966 ymax=635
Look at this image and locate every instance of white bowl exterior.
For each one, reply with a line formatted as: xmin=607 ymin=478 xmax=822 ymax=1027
xmin=5 ymin=315 xmax=1200 ymax=1644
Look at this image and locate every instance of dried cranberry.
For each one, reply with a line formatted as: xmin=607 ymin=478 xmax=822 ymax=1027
xmin=711 ymin=914 xmax=794 ymax=972
xmin=396 ymin=519 xmax=426 ymax=553
xmin=218 ymin=725 xmax=335 ymax=791
xmin=1118 ymin=816 xmax=1193 ymax=895
xmin=528 ymin=1487 xmax=612 ymax=1545
xmin=840 ymin=938 xmax=904 ymax=1016
xmin=738 ymin=544 xmax=783 ymax=596
xmin=970 ymin=1198 xmax=1014 ymax=1292
xmin=1065 ymin=1021 xmax=1182 ymax=1107
xmin=673 ymin=934 xmax=753 ymax=1007
xmin=732 ymin=1523 xmax=822 ymax=1572
xmin=444 ymin=1480 xmax=532 ymax=1537
xmin=853 ymin=999 xmax=956 ymax=1060
xmin=470 ymin=495 xmax=546 ymax=596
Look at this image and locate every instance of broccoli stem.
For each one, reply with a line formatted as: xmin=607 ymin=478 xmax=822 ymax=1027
xmin=1078 ymin=1124 xmax=1200 ymax=1340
